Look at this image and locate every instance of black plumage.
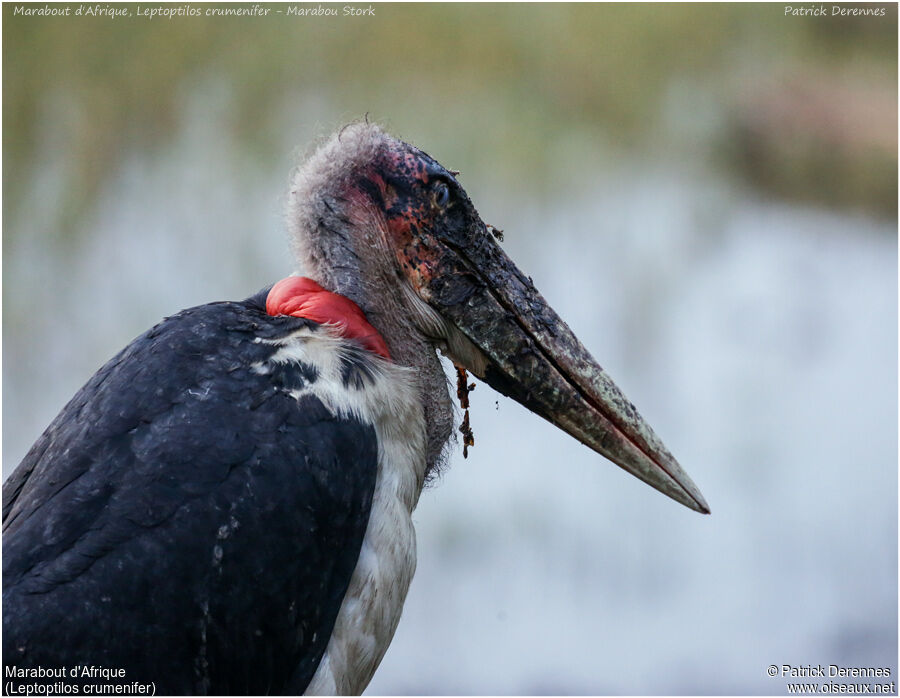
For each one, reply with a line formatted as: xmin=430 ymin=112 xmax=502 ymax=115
xmin=3 ymin=288 xmax=378 ymax=695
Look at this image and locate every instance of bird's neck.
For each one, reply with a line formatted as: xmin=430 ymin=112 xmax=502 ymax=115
xmin=293 ymin=210 xmax=455 ymax=479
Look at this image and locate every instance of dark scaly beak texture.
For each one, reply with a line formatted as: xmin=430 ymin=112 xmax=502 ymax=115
xmin=425 ymin=226 xmax=710 ymax=514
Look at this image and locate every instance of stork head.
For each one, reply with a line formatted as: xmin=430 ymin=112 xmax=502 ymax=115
xmin=288 ymin=122 xmax=709 ymax=514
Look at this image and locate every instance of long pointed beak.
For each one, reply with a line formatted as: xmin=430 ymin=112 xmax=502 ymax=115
xmin=422 ymin=228 xmax=710 ymax=514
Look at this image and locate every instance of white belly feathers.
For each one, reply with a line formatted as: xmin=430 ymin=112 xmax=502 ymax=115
xmin=254 ymin=326 xmax=427 ymax=695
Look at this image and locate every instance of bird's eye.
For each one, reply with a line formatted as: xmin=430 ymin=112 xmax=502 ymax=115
xmin=433 ymin=181 xmax=450 ymax=208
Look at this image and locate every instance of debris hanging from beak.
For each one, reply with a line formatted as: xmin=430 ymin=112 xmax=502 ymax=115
xmin=455 ymin=366 xmax=476 ymax=458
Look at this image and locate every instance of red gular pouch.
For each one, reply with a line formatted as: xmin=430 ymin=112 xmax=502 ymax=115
xmin=265 ymin=277 xmax=392 ymax=360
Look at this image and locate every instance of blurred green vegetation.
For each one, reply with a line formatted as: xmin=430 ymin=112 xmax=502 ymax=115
xmin=3 ymin=2 xmax=897 ymax=241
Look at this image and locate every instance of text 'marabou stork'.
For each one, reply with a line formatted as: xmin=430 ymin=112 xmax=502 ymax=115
xmin=3 ymin=123 xmax=709 ymax=695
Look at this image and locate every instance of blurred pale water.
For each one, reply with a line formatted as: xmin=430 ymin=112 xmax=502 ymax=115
xmin=3 ymin=106 xmax=896 ymax=694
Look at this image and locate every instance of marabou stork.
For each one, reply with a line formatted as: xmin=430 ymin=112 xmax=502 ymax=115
xmin=3 ymin=123 xmax=709 ymax=695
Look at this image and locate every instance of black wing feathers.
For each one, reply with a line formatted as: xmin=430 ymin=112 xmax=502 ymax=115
xmin=3 ymin=291 xmax=377 ymax=695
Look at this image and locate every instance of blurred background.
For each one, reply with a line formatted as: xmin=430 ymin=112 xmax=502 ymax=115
xmin=3 ymin=3 xmax=897 ymax=694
